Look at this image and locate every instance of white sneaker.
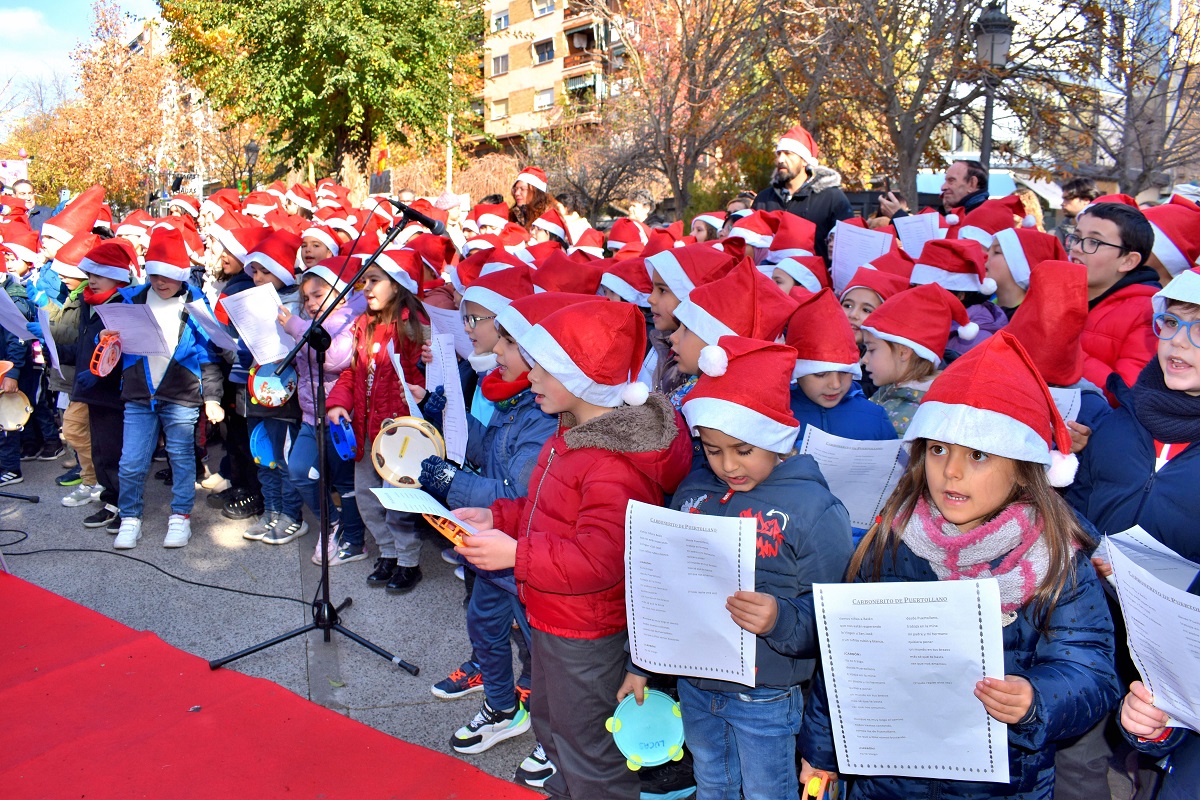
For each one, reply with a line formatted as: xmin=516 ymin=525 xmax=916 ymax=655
xmin=312 ymin=524 xmax=340 ymax=565
xmin=62 ymin=484 xmax=99 ymax=507
xmin=113 ymin=518 xmax=142 ymax=549
xmin=163 ymin=514 xmax=192 ymax=548
xmin=201 ymin=471 xmax=231 ymax=492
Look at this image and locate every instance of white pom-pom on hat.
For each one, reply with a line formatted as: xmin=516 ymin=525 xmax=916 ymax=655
xmin=621 ymin=381 xmax=649 ymax=406
xmin=1047 ymin=450 xmax=1079 ymax=488
xmin=1021 ymin=214 xmax=1037 ymax=228
xmin=958 ymin=320 xmax=980 ymax=340
xmin=944 ymin=213 xmax=960 ymax=226
xmin=698 ymin=344 xmax=729 ymax=377
xmin=980 ymin=277 xmax=998 ymax=295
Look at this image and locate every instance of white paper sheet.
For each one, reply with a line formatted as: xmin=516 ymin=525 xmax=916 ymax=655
xmin=0 ymin=287 xmax=35 ymax=341
xmin=185 ymin=300 xmax=239 ymax=352
xmin=37 ymin=308 xmax=63 ymax=379
xmin=388 ymin=341 xmax=424 ymax=420
xmin=429 ymin=334 xmax=468 ymax=464
xmin=1108 ymin=541 xmax=1200 ymax=732
xmin=799 ymin=427 xmax=904 ymax=528
xmin=1048 ymin=387 xmax=1082 ymax=423
xmin=217 ymin=284 xmax=291 ymax=364
xmin=892 ymin=213 xmax=941 ymax=260
xmin=94 ymin=303 xmax=172 ymax=357
xmin=371 ymin=487 xmax=479 ymax=533
xmin=830 ymin=221 xmax=894 ymax=295
xmin=625 ymin=500 xmax=757 ymax=685
xmin=814 ymin=578 xmax=1009 ymax=782
xmin=1105 ymin=528 xmax=1200 ymax=593
xmin=426 ymin=304 xmax=474 ymax=361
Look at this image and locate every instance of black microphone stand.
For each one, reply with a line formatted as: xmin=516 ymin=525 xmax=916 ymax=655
xmin=210 ymin=210 xmax=423 ymax=674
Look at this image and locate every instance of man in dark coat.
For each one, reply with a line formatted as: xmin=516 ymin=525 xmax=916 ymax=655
xmin=12 ymin=180 xmax=52 ymax=233
xmin=881 ymin=159 xmax=990 ymax=220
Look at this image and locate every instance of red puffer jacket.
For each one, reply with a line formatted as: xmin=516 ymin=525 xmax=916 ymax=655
xmin=1081 ymin=268 xmax=1159 ymax=406
xmin=326 ymin=310 xmax=427 ymax=462
xmin=491 ymin=393 xmax=693 ymax=639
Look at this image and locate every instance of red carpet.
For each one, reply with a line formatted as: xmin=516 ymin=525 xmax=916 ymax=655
xmin=0 ymin=572 xmax=539 ymax=799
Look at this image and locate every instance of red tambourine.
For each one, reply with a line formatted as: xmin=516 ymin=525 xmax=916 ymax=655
xmin=90 ymin=332 xmax=122 ymax=377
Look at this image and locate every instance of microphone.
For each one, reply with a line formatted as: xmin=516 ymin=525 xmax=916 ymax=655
xmin=383 ymin=198 xmax=447 ymax=236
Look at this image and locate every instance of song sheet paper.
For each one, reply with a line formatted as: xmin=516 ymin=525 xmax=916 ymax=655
xmin=217 ymin=284 xmax=290 ymax=364
xmin=429 ymin=334 xmax=468 ymax=464
xmin=94 ymin=303 xmax=172 ymax=357
xmin=830 ymin=221 xmax=893 ymax=294
xmin=799 ymin=427 xmax=904 ymax=528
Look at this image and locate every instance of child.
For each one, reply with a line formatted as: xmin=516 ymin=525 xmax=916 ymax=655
xmin=457 ymin=263 xmax=535 ymax=427
xmin=988 ymin=226 xmax=1068 ymax=319
xmin=0 ymin=238 xmax=37 ymax=488
xmin=839 ymin=265 xmax=909 ymax=348
xmin=453 ymin=301 xmax=693 ymax=800
xmin=622 ymin=336 xmax=853 ymax=800
xmin=327 ymin=249 xmax=429 ymax=594
xmin=1117 ymin=680 xmax=1199 ymax=799
xmin=909 ymin=238 xmax=1000 ymax=354
xmin=299 ymin=224 xmax=338 ymax=269
xmin=862 ymin=283 xmax=977 ymax=436
xmin=800 ymin=331 xmax=1121 ymax=799
xmin=769 ymin=254 xmax=826 ymax=294
xmin=112 ymin=226 xmax=224 ymax=549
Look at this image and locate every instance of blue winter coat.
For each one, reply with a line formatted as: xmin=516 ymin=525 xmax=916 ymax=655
xmin=1070 ymin=379 xmax=1111 ymax=433
xmin=118 ymin=283 xmax=223 ymax=409
xmin=790 ymin=380 xmax=897 ymax=442
xmin=1066 ymin=377 xmax=1200 ymax=563
xmin=799 ymin=543 xmax=1119 ymax=799
xmin=669 ymin=455 xmax=853 ymax=691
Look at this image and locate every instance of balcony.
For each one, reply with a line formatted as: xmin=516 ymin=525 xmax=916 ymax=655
xmin=563 ymin=50 xmax=605 ymax=73
xmin=563 ymin=1 xmax=601 ymax=30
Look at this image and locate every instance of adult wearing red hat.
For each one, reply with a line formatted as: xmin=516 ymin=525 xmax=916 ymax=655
xmin=510 ymin=167 xmax=551 ymax=232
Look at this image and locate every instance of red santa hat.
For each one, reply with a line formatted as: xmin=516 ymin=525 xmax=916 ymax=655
xmin=200 ymin=188 xmax=243 ymax=220
xmin=993 ymin=227 xmax=1068 ymax=289
xmin=496 ymin=291 xmax=607 ymax=342
xmin=861 ymin=283 xmax=977 ymax=366
xmin=316 ymin=207 xmax=359 ymax=238
xmin=263 ymin=207 xmax=307 ymax=236
xmin=517 ymin=300 xmax=649 ymax=407
xmin=285 ymin=183 xmax=317 ymax=213
xmin=905 ymin=331 xmax=1078 ymax=487
xmin=1084 ymin=194 xmax=1140 ymax=213
xmin=462 ymin=262 xmax=535 ymax=313
xmin=568 ymin=227 xmax=606 ymax=260
xmin=52 ymin=233 xmax=103 ymax=279
xmin=956 ymin=196 xmax=1033 ymax=248
xmin=451 ymin=244 xmax=525 ymax=294
xmin=839 ymin=266 xmax=910 ymax=304
xmin=1144 ymin=203 xmax=1200 ymax=277
xmin=775 ymin=124 xmax=820 ymax=168
xmin=403 ymin=199 xmax=449 ymax=233
xmin=263 ymin=181 xmax=287 ymax=201
xmin=600 ymin=257 xmax=653 ymax=307
xmin=1169 ymin=193 xmax=1199 ymax=211
xmin=683 ymin=336 xmax=801 ymax=453
xmin=675 ymin=258 xmax=798 ymax=348
xmin=770 ymin=255 xmax=828 ymax=293
xmin=243 ymin=191 xmax=280 ymax=217
xmin=519 ymin=240 xmax=562 ymax=268
xmin=144 ymin=227 xmax=192 ymax=282
xmin=168 ymin=193 xmax=200 ymax=218
xmin=515 ymin=166 xmax=548 ymax=193
xmin=473 ymin=203 xmax=510 ymax=230
xmin=644 ymin=241 xmax=737 ymax=301
xmin=693 ymin=211 xmax=726 ymax=232
xmin=864 ymin=249 xmax=916 ymax=282
xmin=301 ymin=224 xmax=341 ymax=256
xmin=374 ymin=248 xmax=423 ymax=295
xmin=1153 ymin=267 xmax=1200 ymax=315
xmin=0 ymin=226 xmax=39 ymax=265
xmin=246 ymin=230 xmax=302 ymax=286
xmin=728 ymin=209 xmax=780 ymax=249
xmin=910 ymin=238 xmax=995 ymax=295
xmin=764 ymin=213 xmax=817 ymax=263
xmin=304 ymin=256 xmax=358 ymax=295
xmin=533 ymin=250 xmax=602 ymax=295
xmin=1005 ymin=260 xmax=1088 ymax=386
xmin=786 ymin=288 xmax=862 ymax=379
xmin=41 ymin=185 xmax=105 ymax=245
xmin=77 ymin=239 xmax=137 ymax=284
xmin=95 ymin=204 xmax=114 ymax=232
xmin=407 ymin=232 xmax=455 ymax=276
xmin=215 ymin=226 xmax=273 ymax=265
xmin=606 ymin=217 xmax=650 ymax=252
xmin=316 ymin=183 xmax=351 ymax=211
xmin=531 ymin=207 xmax=568 ymax=242
xmin=153 ymin=215 xmax=205 ymax=262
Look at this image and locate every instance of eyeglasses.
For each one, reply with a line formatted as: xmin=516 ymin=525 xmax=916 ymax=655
xmin=462 ymin=313 xmax=496 ymax=330
xmin=1065 ymin=233 xmax=1126 ymax=255
xmin=1153 ymin=313 xmax=1200 ymax=347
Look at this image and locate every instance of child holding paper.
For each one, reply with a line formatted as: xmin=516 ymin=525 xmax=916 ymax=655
xmin=327 ymin=250 xmax=429 ymax=594
xmin=800 ymin=331 xmax=1120 ymax=799
xmin=620 ymin=336 xmax=853 ymax=800
xmin=1117 ymin=681 xmax=1199 ymax=800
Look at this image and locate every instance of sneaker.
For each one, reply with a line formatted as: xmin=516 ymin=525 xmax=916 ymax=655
xmin=454 ymin=565 xmax=465 ymax=581
xmin=367 ymin=557 xmax=398 ymax=587
xmin=514 ymin=742 xmax=557 ymax=789
xmin=155 ymin=467 xmax=173 ymax=484
xmin=163 ymin=514 xmax=192 ymax=548
xmin=450 ymin=701 xmax=530 ymax=754
xmin=62 ymin=483 xmax=99 ymax=507
xmin=201 ymin=472 xmax=232 ymax=492
xmin=206 ymin=485 xmax=241 ymax=509
xmin=36 ymin=443 xmax=65 ymax=461
xmin=242 ymin=511 xmax=278 ymax=541
xmin=19 ymin=444 xmax=39 ymax=461
xmin=83 ymin=505 xmax=118 ymax=528
xmin=311 ymin=526 xmax=339 ymax=565
xmin=385 ymin=564 xmax=422 ymax=595
xmin=432 ymin=660 xmax=484 ymax=700
xmin=329 ymin=541 xmax=368 ymax=566
xmin=105 ymin=513 xmax=122 ymax=535
xmin=222 ymin=491 xmax=264 ymax=520
xmin=0 ymin=471 xmax=23 ymax=487
xmin=441 ymin=547 xmax=459 ymax=565
xmin=56 ymin=466 xmax=83 ymax=487
xmin=263 ymin=514 xmax=308 ymax=545
xmin=516 ymin=675 xmax=531 ymax=709
xmin=113 ymin=517 xmax=142 ymax=549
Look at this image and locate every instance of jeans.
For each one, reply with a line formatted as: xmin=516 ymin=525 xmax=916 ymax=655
xmin=677 ymin=680 xmax=803 ymax=800
xmin=467 ymin=573 xmax=532 ymax=711
xmin=118 ymin=401 xmax=200 ymax=518
xmin=256 ymin=418 xmax=302 ymax=518
xmin=287 ymin=422 xmax=364 ymax=546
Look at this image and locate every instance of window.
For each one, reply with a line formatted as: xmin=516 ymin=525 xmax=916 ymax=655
xmin=470 ymin=100 xmax=484 ymax=117
xmin=534 ymin=39 xmax=555 ymax=64
xmin=533 ymin=0 xmax=555 ymax=17
xmin=534 ymin=88 xmax=554 ymax=110
xmin=491 ymin=99 xmax=508 ymax=120
xmin=492 ymin=54 xmax=509 ymax=76
xmin=492 ymin=9 xmax=509 ymax=31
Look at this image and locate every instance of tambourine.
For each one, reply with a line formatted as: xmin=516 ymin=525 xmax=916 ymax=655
xmin=424 ymin=514 xmax=472 ymax=547
xmin=250 ymin=422 xmax=278 ymax=469
xmin=330 ymin=418 xmax=356 ymax=461
xmin=90 ymin=332 xmax=122 ymax=377
xmin=371 ymin=416 xmax=445 ymax=487
xmin=605 ymin=689 xmax=686 ymax=771
xmin=248 ymin=361 xmax=298 ymax=408
xmin=0 ymin=390 xmax=33 ymax=432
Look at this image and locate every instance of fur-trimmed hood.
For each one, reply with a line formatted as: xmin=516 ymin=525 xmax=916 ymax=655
xmin=562 ymin=392 xmax=692 ymax=491
xmin=799 ymin=166 xmax=844 ymax=195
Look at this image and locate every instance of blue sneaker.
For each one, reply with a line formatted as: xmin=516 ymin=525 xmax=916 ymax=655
xmin=431 ymin=660 xmax=483 ymax=700
xmin=56 ymin=465 xmax=83 ymax=487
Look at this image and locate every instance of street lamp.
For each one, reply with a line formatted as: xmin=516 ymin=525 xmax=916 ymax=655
xmin=244 ymin=140 xmax=260 ymax=195
xmin=973 ymin=2 xmax=1015 ymax=170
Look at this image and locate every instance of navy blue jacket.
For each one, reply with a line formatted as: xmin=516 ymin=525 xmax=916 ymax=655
xmin=799 ymin=543 xmax=1119 ymax=799
xmin=118 ymin=283 xmax=222 ymax=409
xmin=1122 ymin=714 xmax=1200 ymax=800
xmin=790 ymin=380 xmax=897 ymax=442
xmin=1073 ymin=380 xmax=1111 ymax=433
xmin=669 ymin=455 xmax=853 ymax=691
xmin=72 ymin=293 xmax=125 ymax=409
xmin=0 ymin=277 xmax=31 ymax=381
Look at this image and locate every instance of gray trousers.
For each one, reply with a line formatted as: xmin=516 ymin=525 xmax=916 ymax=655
xmin=1053 ymin=714 xmax=1113 ymax=800
xmin=531 ymin=628 xmax=640 ymax=800
xmin=353 ymin=457 xmax=421 ymax=565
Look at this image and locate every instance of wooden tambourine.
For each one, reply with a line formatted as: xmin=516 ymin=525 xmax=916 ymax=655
xmin=0 ymin=390 xmax=33 ymax=432
xmin=90 ymin=332 xmax=122 ymax=377
xmin=605 ymin=689 xmax=686 ymax=771
xmin=371 ymin=416 xmax=445 ymax=488
xmin=248 ymin=361 xmax=298 ymax=408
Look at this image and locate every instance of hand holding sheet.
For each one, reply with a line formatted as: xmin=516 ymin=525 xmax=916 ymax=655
xmin=218 ymin=284 xmax=291 ymax=364
xmin=95 ymin=303 xmax=172 ymax=357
